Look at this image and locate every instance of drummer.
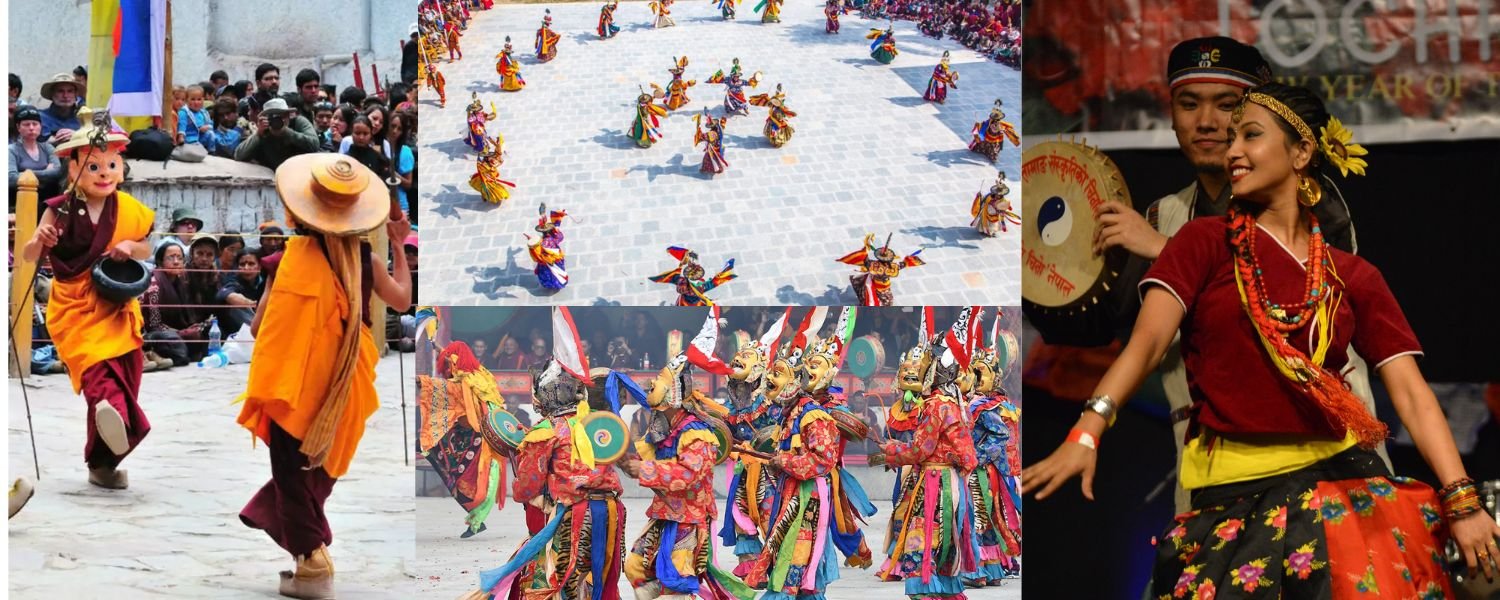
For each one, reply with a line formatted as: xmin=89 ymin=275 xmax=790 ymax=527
xmin=1084 ymin=36 xmax=1372 ymax=512
xmin=21 ymin=107 xmax=154 ymax=490
xmin=474 ymin=357 xmax=626 ymax=599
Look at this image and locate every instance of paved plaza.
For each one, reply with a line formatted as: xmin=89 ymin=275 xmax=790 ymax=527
xmin=8 ymin=355 xmax=418 ymax=598
xmin=416 ymin=496 xmax=1021 ymax=599
xmin=419 ymin=1 xmax=1020 ymax=306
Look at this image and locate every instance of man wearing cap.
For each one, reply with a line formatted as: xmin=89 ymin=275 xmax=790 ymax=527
xmin=1087 ymin=36 xmax=1373 ymax=512
xmin=20 ymin=107 xmax=154 ymax=490
xmin=152 ymin=207 xmax=203 ymax=263
xmin=234 ymin=97 xmax=320 ymax=170
xmin=38 ymin=73 xmax=86 ymax=145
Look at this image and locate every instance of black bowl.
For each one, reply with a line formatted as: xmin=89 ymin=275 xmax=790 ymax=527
xmin=92 ymin=258 xmax=153 ymax=304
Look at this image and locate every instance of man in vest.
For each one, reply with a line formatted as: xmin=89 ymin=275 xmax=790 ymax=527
xmin=1090 ymin=36 xmax=1381 ymax=513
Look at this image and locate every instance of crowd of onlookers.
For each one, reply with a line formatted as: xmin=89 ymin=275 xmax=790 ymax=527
xmin=14 ymin=52 xmax=424 ymax=375
xmin=9 ymin=60 xmax=420 ymax=227
xmin=857 ymin=0 xmax=1022 ymax=66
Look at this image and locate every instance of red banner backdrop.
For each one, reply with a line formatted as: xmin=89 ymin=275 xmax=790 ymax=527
xmin=1024 ymin=0 xmax=1500 ymax=148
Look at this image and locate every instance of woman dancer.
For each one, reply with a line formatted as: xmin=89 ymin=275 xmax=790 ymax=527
xmin=1024 ymin=83 xmax=1500 ymax=597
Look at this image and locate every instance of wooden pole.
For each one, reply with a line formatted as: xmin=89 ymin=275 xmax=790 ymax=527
xmin=159 ymin=0 xmax=175 ymax=132
xmin=371 ymin=224 xmax=389 ymax=357
xmin=9 ymin=172 xmax=39 ymax=379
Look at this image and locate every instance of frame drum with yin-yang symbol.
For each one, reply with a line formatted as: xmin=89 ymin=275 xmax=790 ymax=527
xmin=1021 ymin=140 xmax=1130 ymax=343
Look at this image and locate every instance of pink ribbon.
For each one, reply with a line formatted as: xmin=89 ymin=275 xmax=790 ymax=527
xmin=921 ymin=468 xmax=938 ymax=583
xmin=801 ymin=478 xmax=833 ymax=590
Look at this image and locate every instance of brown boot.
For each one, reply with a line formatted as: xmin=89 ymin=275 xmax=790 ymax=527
xmin=279 ymin=545 xmax=335 ymax=599
xmin=87 ymin=466 xmax=128 ymax=489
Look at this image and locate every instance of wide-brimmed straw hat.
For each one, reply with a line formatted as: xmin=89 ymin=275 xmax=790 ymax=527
xmin=274 ymin=153 xmax=389 ymax=236
xmin=53 ymin=107 xmax=129 ymax=157
xmin=40 ymin=73 xmax=86 ymax=101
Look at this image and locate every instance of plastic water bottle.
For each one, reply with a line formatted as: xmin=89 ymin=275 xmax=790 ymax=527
xmin=642 ymin=353 xmax=650 ymax=370
xmin=197 ymin=349 xmax=229 ymax=368
xmin=207 ymin=317 xmax=222 ymax=353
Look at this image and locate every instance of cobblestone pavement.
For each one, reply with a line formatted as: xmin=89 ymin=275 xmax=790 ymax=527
xmin=415 ymin=496 xmax=1021 ymax=599
xmin=418 ymin=1 xmax=1020 ymax=306
xmin=8 ymin=355 xmax=418 ymax=598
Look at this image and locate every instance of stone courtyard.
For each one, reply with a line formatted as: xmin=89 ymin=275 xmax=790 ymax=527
xmin=419 ymin=1 xmax=1020 ymax=306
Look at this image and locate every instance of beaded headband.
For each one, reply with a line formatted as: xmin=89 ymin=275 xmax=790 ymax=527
xmin=1241 ymin=92 xmax=1312 ymax=141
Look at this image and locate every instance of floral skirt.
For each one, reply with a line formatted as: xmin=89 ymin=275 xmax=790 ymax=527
xmin=1153 ymin=447 xmax=1452 ymax=599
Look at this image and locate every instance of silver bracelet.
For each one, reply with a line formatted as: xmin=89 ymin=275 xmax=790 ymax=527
xmin=1083 ymin=394 xmax=1118 ymax=429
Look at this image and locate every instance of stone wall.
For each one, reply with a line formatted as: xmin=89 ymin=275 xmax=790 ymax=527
xmin=10 ymin=0 xmax=417 ymax=106
xmin=119 ymin=156 xmax=284 ymax=245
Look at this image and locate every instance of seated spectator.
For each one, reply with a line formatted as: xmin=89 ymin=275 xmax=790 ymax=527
xmin=37 ymin=73 xmax=84 ymax=145
xmin=339 ymin=115 xmax=393 ymax=180
xmin=176 ymin=86 xmax=215 ymax=152
xmin=207 ymin=97 xmax=245 ymax=159
xmin=153 ymin=207 xmax=203 ymax=261
xmin=247 ymin=63 xmax=280 ymax=117
xmin=215 ymin=248 xmax=264 ymax=336
xmin=494 ymin=335 xmax=527 ymax=370
xmin=524 ymin=337 xmax=550 ymax=370
xmin=9 ymin=73 xmax=29 ymax=142
xmin=233 ymin=97 xmax=319 ymax=169
xmin=9 ymin=107 xmax=63 ymax=210
xmin=312 ymin=101 xmax=337 ymax=151
xmin=338 ymin=85 xmax=367 ymax=107
xmin=143 ymin=243 xmax=213 ymax=365
xmin=254 ymin=221 xmax=287 ymax=276
xmin=294 ymin=68 xmax=322 ymax=121
xmin=186 ymin=232 xmax=222 ymax=308
xmin=217 ymin=231 xmax=244 ymax=278
xmin=210 ymin=70 xmax=230 ymax=96
xmin=387 ymin=111 xmax=415 ymax=218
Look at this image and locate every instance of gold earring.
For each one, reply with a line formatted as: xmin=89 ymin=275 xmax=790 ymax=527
xmin=1297 ymin=175 xmax=1323 ymax=207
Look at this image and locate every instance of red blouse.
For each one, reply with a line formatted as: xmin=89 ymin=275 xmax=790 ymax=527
xmin=1142 ymin=217 xmax=1421 ymax=439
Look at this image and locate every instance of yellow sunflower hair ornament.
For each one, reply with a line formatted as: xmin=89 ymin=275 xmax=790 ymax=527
xmin=1318 ymin=115 xmax=1368 ymax=177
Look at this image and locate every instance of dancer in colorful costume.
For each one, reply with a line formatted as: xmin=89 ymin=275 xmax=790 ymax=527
xmin=464 ymin=94 xmax=496 ymax=152
xmin=425 ymin=62 xmax=448 ymax=108
xmin=630 ymin=88 xmax=669 ymax=148
xmin=598 ymin=1 xmax=621 ymax=38
xmin=706 ymin=60 xmax=759 ymax=117
xmin=657 ymin=57 xmax=696 ymax=111
xmin=874 ymin=308 xmax=981 ymax=598
xmin=525 ymin=204 xmax=569 ymax=290
xmin=648 ymin=246 xmax=737 ymax=306
xmin=971 ymin=171 xmax=1018 ymax=237
xmin=754 ymin=0 xmax=782 ymax=23
xmin=237 ymin=154 xmax=413 ymax=598
xmin=836 ymin=233 xmax=924 ymax=306
xmin=418 ymin=341 xmax=512 ymax=538
xmin=616 ymin=309 xmax=754 ymax=600
xmin=469 ymin=330 xmax=627 ymax=600
xmin=873 ymin=308 xmax=935 ymax=582
xmin=867 ymin=25 xmax=898 ymax=64
xmin=469 ymin=134 xmax=516 ymax=205
xmin=745 ymin=307 xmax=879 ymax=599
xmin=963 ymin=311 xmax=1021 ymax=585
xmin=650 ymin=0 xmax=676 ymax=28
xmin=923 ymin=51 xmax=959 ymax=104
xmin=748 ymin=84 xmax=796 ymax=147
xmin=825 ymin=0 xmax=846 ymax=33
xmin=718 ymin=309 xmax=792 ymax=573
xmin=693 ymin=109 xmax=729 ymax=176
xmin=1025 ymin=82 xmax=1500 ymax=600
xmin=968 ymin=99 xmax=1019 ymax=164
xmin=716 ymin=0 xmax=738 ymax=20
xmin=445 ymin=18 xmax=463 ymax=61
xmin=20 ymin=108 xmax=153 ymax=490
xmin=496 ymin=37 xmax=525 ymax=92
xmin=536 ymin=10 xmax=561 ymax=63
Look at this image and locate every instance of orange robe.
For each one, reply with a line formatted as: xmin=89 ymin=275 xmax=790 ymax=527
xmin=237 ymin=236 xmax=379 ymax=479
xmin=47 ymin=192 xmax=155 ymax=392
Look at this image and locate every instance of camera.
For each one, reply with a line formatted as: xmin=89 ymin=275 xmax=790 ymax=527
xmin=267 ymin=113 xmax=287 ymax=130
